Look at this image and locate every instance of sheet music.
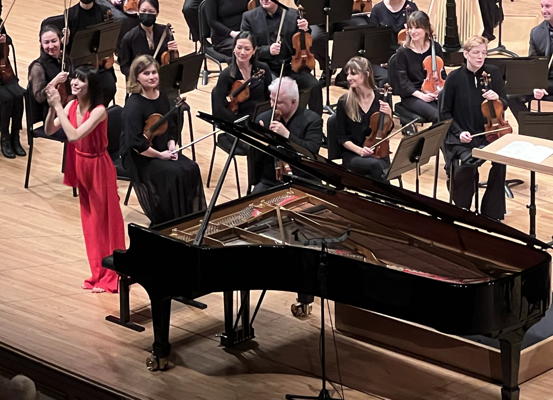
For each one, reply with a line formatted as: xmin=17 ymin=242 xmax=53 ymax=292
xmin=496 ymin=141 xmax=553 ymax=164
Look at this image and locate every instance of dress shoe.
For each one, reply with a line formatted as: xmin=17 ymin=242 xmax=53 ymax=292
xmin=1 ymin=134 xmax=15 ymax=159
xmin=11 ymin=131 xmax=26 ymax=157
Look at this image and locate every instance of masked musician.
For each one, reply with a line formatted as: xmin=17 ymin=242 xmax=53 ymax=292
xmin=389 ymin=10 xmax=446 ymax=123
xmin=122 ymin=55 xmax=206 ymax=225
xmin=336 ymin=56 xmax=393 ymax=182
xmin=440 ymin=35 xmax=507 ymax=221
xmin=65 ymin=0 xmax=117 ymax=106
xmin=118 ymin=0 xmax=179 ymax=81
xmin=241 ymin=0 xmax=323 ymax=115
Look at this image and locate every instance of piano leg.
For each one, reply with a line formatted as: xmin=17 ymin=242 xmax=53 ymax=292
xmin=146 ymin=295 xmax=172 ymax=371
xmin=220 ymin=290 xmax=255 ymax=347
xmin=498 ymin=329 xmax=524 ymax=400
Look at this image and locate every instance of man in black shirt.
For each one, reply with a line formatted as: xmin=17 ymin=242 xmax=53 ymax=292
xmin=241 ymin=0 xmax=323 ymax=115
xmin=441 ymin=35 xmax=507 ymax=220
xmin=507 ymin=0 xmax=553 ymax=121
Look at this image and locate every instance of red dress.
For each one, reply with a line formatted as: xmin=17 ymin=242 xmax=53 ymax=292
xmin=66 ymin=100 xmax=125 ymax=293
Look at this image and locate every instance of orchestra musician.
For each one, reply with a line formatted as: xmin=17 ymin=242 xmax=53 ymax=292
xmin=122 ymin=55 xmax=206 ymax=225
xmin=389 ymin=10 xmax=446 ymax=123
xmin=440 ymin=35 xmax=507 ymax=221
xmin=66 ymin=0 xmax=117 ymax=106
xmin=250 ymin=76 xmax=323 ymax=193
xmin=241 ymin=0 xmax=323 ymax=115
xmin=335 ymin=56 xmax=393 ymax=182
xmin=118 ymin=0 xmax=179 ymax=81
xmin=507 ymin=0 xmax=553 ymax=121
xmin=44 ymin=65 xmax=125 ymax=293
xmin=182 ymin=0 xmax=202 ymax=43
xmin=0 ymin=19 xmax=25 ymax=159
xmin=211 ymin=31 xmax=272 ymax=123
xmin=204 ymin=0 xmax=250 ymax=59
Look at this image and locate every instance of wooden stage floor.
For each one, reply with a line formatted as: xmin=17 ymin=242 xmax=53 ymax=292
xmin=1 ymin=0 xmax=553 ymax=399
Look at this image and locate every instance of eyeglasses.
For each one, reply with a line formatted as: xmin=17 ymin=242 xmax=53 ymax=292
xmin=468 ymin=50 xmax=488 ymax=56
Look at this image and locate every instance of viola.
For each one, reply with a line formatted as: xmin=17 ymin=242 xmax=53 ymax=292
xmin=227 ymin=69 xmax=265 ymax=113
xmin=291 ymin=5 xmax=315 ymax=73
xmin=143 ymin=94 xmax=187 ymax=143
xmin=352 ymin=0 xmax=372 ymax=13
xmin=123 ymin=0 xmax=139 ymax=14
xmin=160 ymin=24 xmax=179 ymax=66
xmin=479 ymin=71 xmax=512 ymax=143
xmin=363 ymin=84 xmax=394 ymax=159
xmin=421 ymin=39 xmax=445 ymax=95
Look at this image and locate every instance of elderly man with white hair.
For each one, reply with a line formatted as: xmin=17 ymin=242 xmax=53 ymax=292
xmin=249 ymin=77 xmax=323 ymax=194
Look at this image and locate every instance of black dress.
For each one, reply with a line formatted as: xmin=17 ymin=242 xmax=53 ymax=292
xmin=335 ymin=93 xmax=391 ymax=181
xmin=122 ymin=93 xmax=206 ymax=225
xmin=205 ymin=0 xmax=249 ymax=56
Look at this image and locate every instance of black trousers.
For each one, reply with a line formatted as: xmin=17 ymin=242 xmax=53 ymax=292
xmin=446 ymin=144 xmax=506 ymax=220
xmin=0 ymin=80 xmax=24 ymax=135
xmin=182 ymin=0 xmax=202 ymax=42
xmin=400 ymin=97 xmax=440 ymax=123
xmin=343 ymin=151 xmax=390 ymax=181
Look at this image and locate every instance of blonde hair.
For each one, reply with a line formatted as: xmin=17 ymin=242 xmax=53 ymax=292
xmin=127 ymin=54 xmax=159 ymax=94
xmin=343 ymin=56 xmax=376 ymax=122
xmin=268 ymin=77 xmax=299 ymax=102
xmin=463 ymin=35 xmax=489 ymax=52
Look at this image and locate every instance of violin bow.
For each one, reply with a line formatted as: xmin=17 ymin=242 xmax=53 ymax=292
xmin=368 ymin=118 xmax=419 ymax=151
xmin=470 ymin=126 xmax=512 ymax=139
xmin=61 ymin=0 xmax=71 ymax=71
xmin=0 ymin=0 xmax=17 ymax=32
xmin=153 ymin=25 xmax=170 ymax=60
xmin=270 ymin=62 xmax=286 ymax=122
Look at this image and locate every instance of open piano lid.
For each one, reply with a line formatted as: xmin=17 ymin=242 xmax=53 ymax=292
xmin=197 ymin=111 xmax=546 ymax=249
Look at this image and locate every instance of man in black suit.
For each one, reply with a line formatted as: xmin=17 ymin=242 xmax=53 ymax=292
xmin=507 ymin=0 xmax=553 ymax=120
xmin=241 ymin=0 xmax=323 ymax=115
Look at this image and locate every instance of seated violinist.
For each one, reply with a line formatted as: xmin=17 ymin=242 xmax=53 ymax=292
xmin=118 ymin=0 xmax=179 ymax=81
xmin=28 ymin=26 xmax=70 ymax=133
xmin=0 ymin=20 xmax=25 ymax=159
xmin=440 ymin=35 xmax=508 ymax=221
xmin=251 ymin=76 xmax=323 ymax=193
xmin=389 ymin=10 xmax=446 ymax=123
xmin=122 ymin=55 xmax=206 ymax=225
xmin=205 ymin=0 xmax=249 ymax=60
xmin=335 ymin=56 xmax=393 ymax=182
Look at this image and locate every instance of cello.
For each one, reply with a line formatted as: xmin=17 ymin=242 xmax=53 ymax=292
xmin=363 ymin=85 xmax=394 ymax=159
xmin=290 ymin=5 xmax=315 ymax=73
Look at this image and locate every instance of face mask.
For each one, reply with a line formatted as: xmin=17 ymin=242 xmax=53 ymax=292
xmin=139 ymin=13 xmax=156 ymax=27
xmin=80 ymin=0 xmax=94 ymax=4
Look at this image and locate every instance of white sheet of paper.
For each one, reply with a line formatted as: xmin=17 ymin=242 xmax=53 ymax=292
xmin=496 ymin=141 xmax=553 ymax=164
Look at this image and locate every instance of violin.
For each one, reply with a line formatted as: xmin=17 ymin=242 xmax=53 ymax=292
xmin=160 ymin=24 xmax=179 ymax=66
xmin=421 ymin=39 xmax=445 ymax=95
xmin=291 ymin=5 xmax=315 ymax=73
xmin=227 ymin=69 xmax=265 ymax=113
xmin=123 ymin=0 xmax=139 ymax=14
xmin=352 ymin=0 xmax=372 ymax=13
xmin=397 ymin=4 xmax=414 ymax=46
xmin=143 ymin=94 xmax=187 ymax=143
xmin=363 ymin=85 xmax=394 ymax=159
xmin=479 ymin=71 xmax=512 ymax=143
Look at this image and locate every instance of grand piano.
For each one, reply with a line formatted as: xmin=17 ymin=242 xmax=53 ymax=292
xmin=105 ymin=113 xmax=551 ymax=400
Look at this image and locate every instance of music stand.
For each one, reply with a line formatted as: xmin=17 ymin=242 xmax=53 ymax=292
xmin=485 ymin=57 xmax=549 ymax=96
xmin=69 ymin=19 xmax=121 ymax=68
xmin=159 ymin=52 xmax=204 ymax=160
xmin=387 ymin=120 xmax=452 ymax=195
xmin=331 ymin=26 xmax=394 ymax=68
xmin=300 ymin=0 xmax=353 ymax=114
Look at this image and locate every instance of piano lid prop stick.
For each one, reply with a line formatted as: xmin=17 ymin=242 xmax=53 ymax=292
xmin=368 ymin=118 xmax=419 ymax=151
xmin=170 ymin=115 xmax=249 ymax=154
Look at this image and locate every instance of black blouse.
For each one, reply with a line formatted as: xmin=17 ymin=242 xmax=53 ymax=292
xmin=369 ymin=0 xmax=418 ymax=34
xmin=205 ymin=0 xmax=249 ymax=46
xmin=118 ymin=23 xmax=170 ymax=78
xmin=393 ymin=41 xmax=447 ymax=98
xmin=335 ymin=92 xmax=386 ymax=148
xmin=122 ymin=92 xmax=178 ymax=154
xmin=211 ymin=61 xmax=272 ymax=122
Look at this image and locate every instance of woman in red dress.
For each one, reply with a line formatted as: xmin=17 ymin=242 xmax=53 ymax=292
xmin=44 ymin=66 xmax=124 ymax=293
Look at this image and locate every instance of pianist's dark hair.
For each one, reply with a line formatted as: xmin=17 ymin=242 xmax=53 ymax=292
xmin=229 ymin=31 xmax=258 ymax=79
xmin=70 ymin=65 xmax=104 ymax=112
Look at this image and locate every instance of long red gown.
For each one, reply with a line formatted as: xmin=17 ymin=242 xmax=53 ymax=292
xmin=65 ymin=100 xmax=125 ymax=293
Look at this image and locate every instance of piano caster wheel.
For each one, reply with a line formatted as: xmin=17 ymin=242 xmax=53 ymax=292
xmin=146 ymin=353 xmax=169 ymax=371
xmin=291 ymin=302 xmax=312 ymax=319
